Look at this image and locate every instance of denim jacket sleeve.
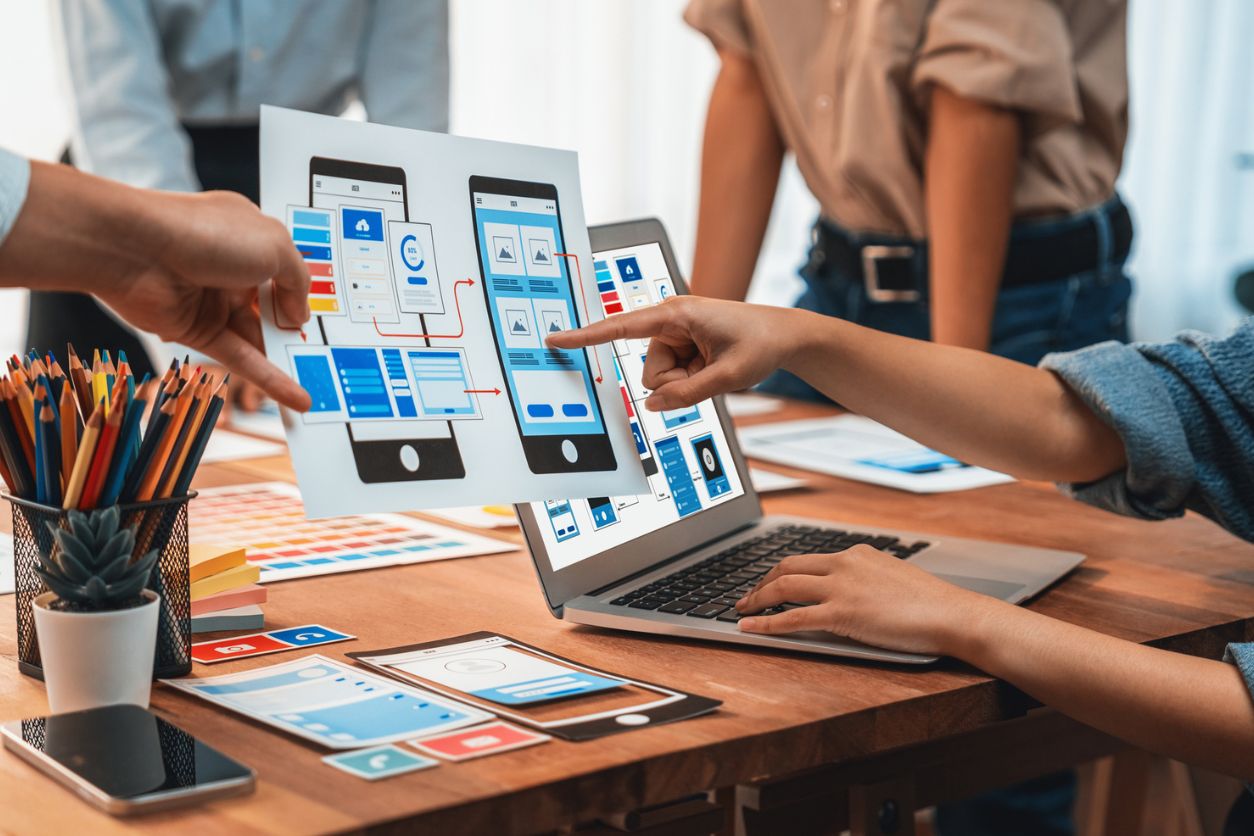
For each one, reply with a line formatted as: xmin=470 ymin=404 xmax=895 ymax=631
xmin=1040 ymin=318 xmax=1254 ymax=542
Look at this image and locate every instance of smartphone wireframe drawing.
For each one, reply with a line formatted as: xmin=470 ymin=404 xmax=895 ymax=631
xmin=469 ymin=175 xmax=617 ymax=474
xmin=308 ymin=157 xmax=465 ymax=483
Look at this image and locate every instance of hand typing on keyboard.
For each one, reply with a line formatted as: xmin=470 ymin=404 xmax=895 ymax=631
xmin=734 ymin=545 xmax=991 ymax=657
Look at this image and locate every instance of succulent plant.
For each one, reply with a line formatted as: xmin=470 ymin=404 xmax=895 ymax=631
xmin=35 ymin=506 xmax=158 ymax=611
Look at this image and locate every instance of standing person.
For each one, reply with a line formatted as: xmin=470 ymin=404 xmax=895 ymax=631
xmin=29 ymin=0 xmax=449 ymax=385
xmin=684 ymin=0 xmax=1134 ymax=406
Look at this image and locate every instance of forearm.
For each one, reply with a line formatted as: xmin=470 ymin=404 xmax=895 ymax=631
xmin=782 ymin=310 xmax=1125 ymax=482
xmin=950 ymin=599 xmax=1254 ymax=778
xmin=0 ymin=161 xmax=169 ymax=294
xmin=925 ymin=85 xmax=1020 ymax=350
xmin=689 ymin=50 xmax=784 ymax=301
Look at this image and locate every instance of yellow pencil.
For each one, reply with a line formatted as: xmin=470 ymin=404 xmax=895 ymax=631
xmin=63 ymin=404 xmax=102 ymax=509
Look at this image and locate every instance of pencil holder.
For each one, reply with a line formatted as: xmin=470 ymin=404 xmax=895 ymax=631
xmin=5 ymin=492 xmax=196 ymax=681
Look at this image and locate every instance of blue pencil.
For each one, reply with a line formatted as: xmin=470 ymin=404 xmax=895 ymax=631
xmin=98 ymin=378 xmax=153 ymax=508
xmin=39 ymin=404 xmax=60 ymax=506
xmin=32 ymin=407 xmax=45 ymax=504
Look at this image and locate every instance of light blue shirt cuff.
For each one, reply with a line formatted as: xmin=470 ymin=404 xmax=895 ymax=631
xmin=0 ymin=148 xmax=32 ymax=248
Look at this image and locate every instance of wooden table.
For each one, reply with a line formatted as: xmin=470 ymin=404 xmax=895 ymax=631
xmin=1 ymin=401 xmax=1251 ymax=835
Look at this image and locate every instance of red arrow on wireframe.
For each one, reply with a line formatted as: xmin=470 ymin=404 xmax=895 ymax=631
xmin=552 ymin=252 xmax=604 ymax=383
xmin=372 ymin=278 xmax=476 ymax=339
xmin=463 ymin=387 xmax=501 ymax=395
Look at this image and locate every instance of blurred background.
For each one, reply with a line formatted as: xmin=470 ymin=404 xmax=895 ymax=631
xmin=1 ymin=0 xmax=1251 ymax=355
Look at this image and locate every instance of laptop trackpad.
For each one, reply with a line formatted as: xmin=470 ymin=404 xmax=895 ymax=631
xmin=931 ymin=573 xmax=1025 ymax=601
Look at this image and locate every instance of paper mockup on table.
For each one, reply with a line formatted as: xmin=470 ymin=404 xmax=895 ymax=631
xmin=199 ymin=429 xmax=286 ymax=463
xmin=409 ymin=721 xmax=550 ymax=761
xmin=164 ymin=654 xmax=493 ymax=749
xmin=389 ymin=642 xmax=625 ymax=706
xmin=424 ymin=505 xmax=519 ymax=530
xmin=259 ymin=106 xmax=647 ymax=517
xmin=749 ymin=468 xmax=808 ymax=494
xmin=737 ymin=415 xmax=1013 ymax=493
xmin=723 ymin=392 xmax=784 ymax=417
xmin=322 ymin=745 xmax=438 ymax=780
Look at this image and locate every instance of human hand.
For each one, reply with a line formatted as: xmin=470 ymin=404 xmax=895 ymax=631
xmin=734 ymin=546 xmax=1003 ymax=657
xmin=95 ymin=190 xmax=311 ymax=411
xmin=545 ymin=296 xmax=804 ymax=410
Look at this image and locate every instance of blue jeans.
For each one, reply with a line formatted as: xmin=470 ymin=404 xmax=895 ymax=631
xmin=759 ymin=209 xmax=1133 ymax=401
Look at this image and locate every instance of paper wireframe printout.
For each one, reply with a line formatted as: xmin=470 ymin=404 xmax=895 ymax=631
xmin=260 ymin=107 xmax=646 ymax=516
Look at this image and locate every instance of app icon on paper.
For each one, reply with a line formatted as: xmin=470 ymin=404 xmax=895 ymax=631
xmin=322 ymin=744 xmax=438 ymax=780
xmin=268 ymin=625 xmax=354 ymax=648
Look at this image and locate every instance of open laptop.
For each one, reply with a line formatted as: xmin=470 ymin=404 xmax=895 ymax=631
xmin=514 ymin=218 xmax=1084 ymax=664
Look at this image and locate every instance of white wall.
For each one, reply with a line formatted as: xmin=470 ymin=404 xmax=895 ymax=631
xmin=1 ymin=0 xmax=1250 ymax=361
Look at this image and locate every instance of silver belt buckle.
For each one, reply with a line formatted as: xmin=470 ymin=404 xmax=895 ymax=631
xmin=862 ymin=245 xmax=920 ymax=303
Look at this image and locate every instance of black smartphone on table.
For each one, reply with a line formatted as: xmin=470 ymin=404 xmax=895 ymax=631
xmin=308 ymin=157 xmax=465 ymax=483
xmin=468 ymin=175 xmax=617 ymax=474
xmin=2 ymin=704 xmax=254 ymax=815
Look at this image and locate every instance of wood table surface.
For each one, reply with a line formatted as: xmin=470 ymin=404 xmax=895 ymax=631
xmin=1 ymin=401 xmax=1251 ymax=835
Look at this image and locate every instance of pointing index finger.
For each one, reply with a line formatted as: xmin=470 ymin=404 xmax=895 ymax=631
xmin=545 ymin=306 xmax=670 ymax=349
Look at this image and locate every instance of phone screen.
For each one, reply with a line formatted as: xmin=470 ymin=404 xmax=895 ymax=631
xmin=470 ymin=177 xmax=617 ymax=473
xmin=2 ymin=705 xmax=253 ymax=809
xmin=310 ymin=162 xmax=454 ymax=445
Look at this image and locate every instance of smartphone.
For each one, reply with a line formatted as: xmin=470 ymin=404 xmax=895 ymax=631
xmin=1 ymin=704 xmax=254 ymax=816
xmin=309 ymin=157 xmax=465 ymax=483
xmin=468 ymin=175 xmax=617 ymax=473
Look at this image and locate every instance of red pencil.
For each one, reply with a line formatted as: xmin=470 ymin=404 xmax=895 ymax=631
xmin=78 ymin=386 xmax=126 ymax=509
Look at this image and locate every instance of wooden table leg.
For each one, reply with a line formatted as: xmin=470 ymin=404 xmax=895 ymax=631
xmin=850 ymin=777 xmax=918 ymax=836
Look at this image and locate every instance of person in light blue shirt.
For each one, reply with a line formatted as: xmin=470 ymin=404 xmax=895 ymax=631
xmin=30 ymin=0 xmax=448 ymax=380
xmin=550 ymin=297 xmax=1254 ymax=823
xmin=0 ymin=146 xmax=311 ymax=411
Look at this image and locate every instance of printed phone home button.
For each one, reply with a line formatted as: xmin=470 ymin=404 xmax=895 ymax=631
xmin=399 ymin=444 xmax=420 ymax=472
xmin=561 ymin=439 xmax=578 ymax=463
xmin=615 ymin=713 xmax=650 ymax=726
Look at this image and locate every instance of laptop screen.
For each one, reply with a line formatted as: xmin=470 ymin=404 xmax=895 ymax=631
xmin=525 ymin=241 xmax=747 ymax=571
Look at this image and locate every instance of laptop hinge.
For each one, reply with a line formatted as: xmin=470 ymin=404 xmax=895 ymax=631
xmin=586 ymin=521 xmax=760 ymax=598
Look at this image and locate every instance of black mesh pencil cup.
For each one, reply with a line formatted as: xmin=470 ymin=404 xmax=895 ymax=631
xmin=5 ymin=492 xmax=196 ymax=680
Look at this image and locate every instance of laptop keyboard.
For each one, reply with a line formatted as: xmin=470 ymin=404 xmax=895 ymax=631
xmin=608 ymin=524 xmax=929 ymax=623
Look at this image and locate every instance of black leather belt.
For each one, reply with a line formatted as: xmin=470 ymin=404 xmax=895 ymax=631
xmin=809 ymin=196 xmax=1133 ymax=304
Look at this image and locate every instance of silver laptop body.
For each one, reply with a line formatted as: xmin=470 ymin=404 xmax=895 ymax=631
xmin=514 ymin=219 xmax=1083 ymax=665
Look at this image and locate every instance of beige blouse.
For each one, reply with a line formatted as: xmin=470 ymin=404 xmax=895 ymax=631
xmin=685 ymin=0 xmax=1128 ymax=237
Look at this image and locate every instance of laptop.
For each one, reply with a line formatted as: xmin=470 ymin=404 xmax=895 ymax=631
xmin=514 ymin=218 xmax=1084 ymax=664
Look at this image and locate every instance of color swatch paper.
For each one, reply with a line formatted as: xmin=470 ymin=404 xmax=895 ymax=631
xmin=189 ymin=482 xmax=515 ymax=582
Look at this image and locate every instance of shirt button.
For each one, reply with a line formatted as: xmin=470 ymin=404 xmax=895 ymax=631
xmin=249 ymin=46 xmax=265 ymax=62
xmin=829 ymin=0 xmax=847 ymax=12
xmin=816 ymin=95 xmax=833 ymax=110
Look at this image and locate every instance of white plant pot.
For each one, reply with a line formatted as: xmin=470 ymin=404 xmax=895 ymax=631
xmin=32 ymin=590 xmax=160 ymax=714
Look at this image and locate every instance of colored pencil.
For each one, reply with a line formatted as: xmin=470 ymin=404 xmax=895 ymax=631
xmin=1 ymin=379 xmax=34 ymax=474
xmin=59 ymin=382 xmax=77 ymax=490
xmin=97 ymin=378 xmax=154 ymax=508
xmin=137 ymin=380 xmax=195 ymax=502
xmin=173 ymin=379 xmax=226 ymax=498
xmin=0 ymin=402 xmax=32 ymax=497
xmin=62 ymin=405 xmax=102 ymax=509
xmin=78 ymin=388 xmax=125 ymax=509
xmin=123 ymin=398 xmax=175 ymax=503
xmin=157 ymin=375 xmax=209 ymax=499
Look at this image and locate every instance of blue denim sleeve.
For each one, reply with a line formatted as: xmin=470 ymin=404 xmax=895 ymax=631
xmin=0 ymin=147 xmax=32 ymax=248
xmin=1224 ymin=644 xmax=1254 ymax=706
xmin=1040 ymin=319 xmax=1254 ymax=541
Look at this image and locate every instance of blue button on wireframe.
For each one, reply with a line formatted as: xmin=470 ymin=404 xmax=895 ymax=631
xmin=406 ymin=277 xmax=428 ymax=285
xmin=561 ymin=404 xmax=589 ymax=417
xmin=527 ymin=404 xmax=555 ymax=418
